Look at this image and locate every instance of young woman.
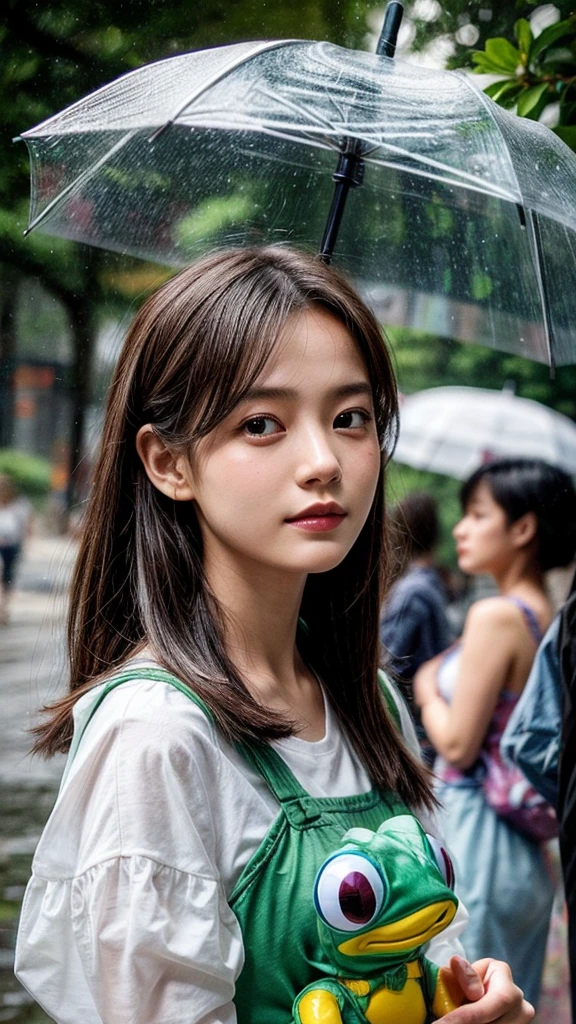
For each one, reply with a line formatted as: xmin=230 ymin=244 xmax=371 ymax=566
xmin=16 ymin=248 xmax=533 ymax=1024
xmin=415 ymin=458 xmax=576 ymax=1007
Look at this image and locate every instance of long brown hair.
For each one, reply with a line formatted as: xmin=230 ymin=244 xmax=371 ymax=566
xmin=34 ymin=246 xmax=434 ymax=810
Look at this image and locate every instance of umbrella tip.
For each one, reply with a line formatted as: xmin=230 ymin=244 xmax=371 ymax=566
xmin=376 ymin=1 xmax=404 ymax=58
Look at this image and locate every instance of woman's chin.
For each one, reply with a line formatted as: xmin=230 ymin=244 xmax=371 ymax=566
xmin=457 ymin=554 xmax=479 ymax=575
xmin=291 ymin=547 xmax=351 ymax=575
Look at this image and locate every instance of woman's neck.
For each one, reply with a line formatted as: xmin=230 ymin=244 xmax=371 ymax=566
xmin=492 ymin=558 xmax=545 ymax=600
xmin=203 ymin=550 xmax=309 ymax=702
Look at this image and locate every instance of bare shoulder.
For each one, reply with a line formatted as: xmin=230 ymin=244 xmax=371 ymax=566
xmin=465 ymin=596 xmax=525 ymax=632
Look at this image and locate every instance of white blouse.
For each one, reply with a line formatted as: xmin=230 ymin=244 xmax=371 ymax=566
xmin=15 ymin=662 xmax=466 ymax=1024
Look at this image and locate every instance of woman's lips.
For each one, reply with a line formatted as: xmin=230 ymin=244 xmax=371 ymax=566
xmin=286 ymin=513 xmax=347 ymax=532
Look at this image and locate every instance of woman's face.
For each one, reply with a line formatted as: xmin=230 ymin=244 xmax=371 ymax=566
xmin=452 ymin=479 xmax=517 ymax=576
xmin=186 ymin=307 xmax=382 ymax=579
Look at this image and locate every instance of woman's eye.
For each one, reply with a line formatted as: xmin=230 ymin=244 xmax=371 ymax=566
xmin=314 ymin=852 xmax=386 ymax=932
xmin=334 ymin=410 xmax=369 ymax=430
xmin=243 ymin=416 xmax=282 ymax=437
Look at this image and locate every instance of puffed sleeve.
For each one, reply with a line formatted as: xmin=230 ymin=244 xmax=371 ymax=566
xmin=17 ymin=858 xmax=242 ymax=1024
xmin=15 ymin=678 xmax=245 ymax=1024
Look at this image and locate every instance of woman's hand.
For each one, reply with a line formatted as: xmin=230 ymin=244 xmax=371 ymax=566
xmin=442 ymin=956 xmax=534 ymax=1023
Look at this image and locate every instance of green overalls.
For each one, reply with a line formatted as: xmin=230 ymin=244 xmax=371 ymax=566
xmin=71 ymin=667 xmax=413 ymax=1023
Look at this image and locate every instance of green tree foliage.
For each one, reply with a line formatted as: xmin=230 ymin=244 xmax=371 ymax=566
xmin=0 ymin=0 xmax=383 ymax=511
xmin=404 ymin=0 xmax=575 ymax=70
xmin=0 ymin=448 xmax=51 ymax=498
xmin=391 ymin=3 xmax=576 ymax=423
xmin=3 ymin=0 xmax=576 ymax=526
xmin=387 ymin=325 xmax=576 ymax=419
xmin=472 ymin=12 xmax=576 ymax=150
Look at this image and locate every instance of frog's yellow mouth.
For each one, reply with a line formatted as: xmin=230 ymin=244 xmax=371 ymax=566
xmin=337 ymin=899 xmax=456 ymax=956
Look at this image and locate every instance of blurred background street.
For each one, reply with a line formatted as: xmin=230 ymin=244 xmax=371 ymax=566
xmin=0 ymin=533 xmax=71 ymax=1023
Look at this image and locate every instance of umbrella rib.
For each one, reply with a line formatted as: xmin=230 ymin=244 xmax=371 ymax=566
xmin=526 ymin=211 xmax=556 ymax=371
xmin=366 ymin=137 xmax=519 ymax=200
xmin=458 ymin=73 xmax=525 ymax=202
xmin=152 ymin=39 xmax=298 ymax=140
xmin=366 ymin=154 xmax=516 ymax=203
xmin=247 ymin=83 xmax=336 ymax=133
xmin=24 ymin=130 xmax=137 ymax=237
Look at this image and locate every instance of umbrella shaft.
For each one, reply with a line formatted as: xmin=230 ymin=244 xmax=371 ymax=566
xmin=376 ymin=1 xmax=404 ymax=58
xmin=319 ymin=144 xmax=364 ymax=263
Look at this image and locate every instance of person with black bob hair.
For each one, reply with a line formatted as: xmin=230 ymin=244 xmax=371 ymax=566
xmin=461 ymin=459 xmax=576 ymax=574
xmin=415 ymin=456 xmax=576 ymax=1010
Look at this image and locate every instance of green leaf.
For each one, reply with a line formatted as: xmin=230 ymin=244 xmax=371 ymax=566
xmin=485 ymin=37 xmax=522 ymax=73
xmin=514 ymin=18 xmax=533 ymax=62
xmin=558 ymin=99 xmax=576 ymax=126
xmin=530 ymin=17 xmax=575 ymax=63
xmin=472 ymin=52 xmax=517 ymax=75
xmin=517 ymin=82 xmax=550 ymax=116
xmin=554 ymin=125 xmax=576 ymax=151
xmin=484 ymin=80 xmax=523 ymax=105
xmin=541 ymin=45 xmax=576 ymax=66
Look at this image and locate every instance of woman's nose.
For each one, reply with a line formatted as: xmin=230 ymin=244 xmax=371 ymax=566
xmin=453 ymin=518 xmax=465 ymax=539
xmin=295 ymin=429 xmax=342 ymax=487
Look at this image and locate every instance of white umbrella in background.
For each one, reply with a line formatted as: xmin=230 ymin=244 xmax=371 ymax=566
xmin=394 ymin=385 xmax=576 ymax=479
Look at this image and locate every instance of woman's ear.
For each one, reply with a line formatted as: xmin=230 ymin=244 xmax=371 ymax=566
xmin=135 ymin=425 xmax=195 ymax=501
xmin=510 ymin=511 xmax=538 ymax=551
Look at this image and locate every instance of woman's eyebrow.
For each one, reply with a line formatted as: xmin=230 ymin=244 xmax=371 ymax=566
xmin=241 ymin=381 xmax=372 ymax=403
xmin=332 ymin=382 xmax=373 ymax=400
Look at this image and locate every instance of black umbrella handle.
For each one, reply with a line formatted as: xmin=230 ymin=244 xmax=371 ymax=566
xmin=319 ymin=140 xmax=364 ymax=264
xmin=318 ymin=2 xmax=403 ymax=264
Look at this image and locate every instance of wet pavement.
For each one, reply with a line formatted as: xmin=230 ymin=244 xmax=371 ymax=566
xmin=0 ymin=536 xmax=72 ymax=1022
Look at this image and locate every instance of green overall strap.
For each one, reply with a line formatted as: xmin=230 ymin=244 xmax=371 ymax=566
xmin=68 ymin=666 xmax=404 ymax=807
xmin=66 ymin=666 xmax=214 ymax=766
xmin=67 ymin=664 xmax=310 ymax=805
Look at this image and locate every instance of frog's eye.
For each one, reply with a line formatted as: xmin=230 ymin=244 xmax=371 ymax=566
xmin=314 ymin=852 xmax=387 ymax=932
xmin=426 ymin=835 xmax=455 ymax=890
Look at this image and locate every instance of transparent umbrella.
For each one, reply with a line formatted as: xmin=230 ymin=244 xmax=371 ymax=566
xmin=18 ymin=8 xmax=576 ymax=365
xmin=394 ymin=386 xmax=576 ymax=479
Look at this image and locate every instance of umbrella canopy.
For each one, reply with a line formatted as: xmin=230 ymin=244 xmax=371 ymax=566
xmin=20 ymin=39 xmax=576 ymax=365
xmin=394 ymin=386 xmax=576 ymax=479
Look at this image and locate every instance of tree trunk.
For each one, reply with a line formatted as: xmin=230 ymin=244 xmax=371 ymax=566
xmin=63 ymin=295 xmax=96 ymax=528
xmin=0 ymin=270 xmax=19 ymax=448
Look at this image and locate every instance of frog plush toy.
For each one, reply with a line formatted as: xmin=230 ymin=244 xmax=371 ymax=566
xmin=293 ymin=816 xmax=465 ymax=1024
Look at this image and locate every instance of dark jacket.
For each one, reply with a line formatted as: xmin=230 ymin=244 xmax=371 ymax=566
xmin=380 ymin=565 xmax=452 ymax=685
xmin=559 ymin=575 xmax=576 ymax=1022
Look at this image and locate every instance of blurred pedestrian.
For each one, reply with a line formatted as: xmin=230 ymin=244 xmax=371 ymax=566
xmin=380 ymin=491 xmax=452 ymax=760
xmin=414 ymin=457 xmax=576 ymax=1008
xmin=0 ymin=473 xmax=31 ymax=625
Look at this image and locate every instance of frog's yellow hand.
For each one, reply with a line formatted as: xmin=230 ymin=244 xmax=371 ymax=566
xmin=432 ymin=966 xmax=466 ymax=1018
xmin=297 ymin=988 xmax=343 ymax=1024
